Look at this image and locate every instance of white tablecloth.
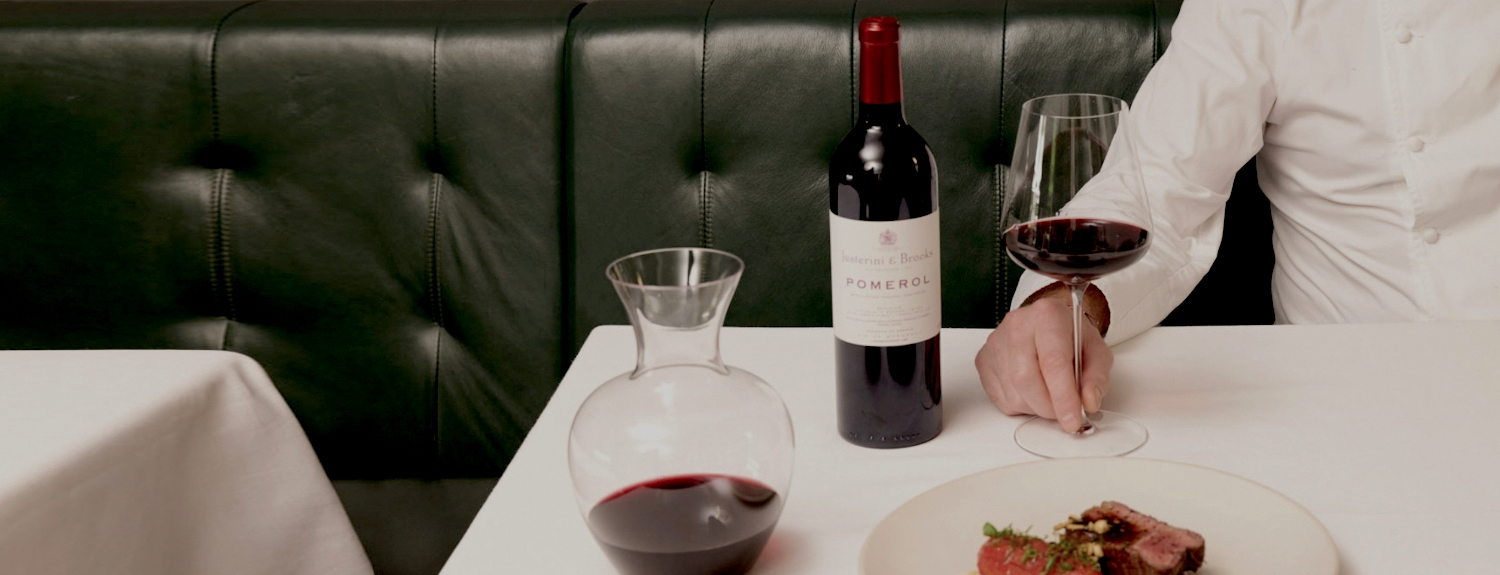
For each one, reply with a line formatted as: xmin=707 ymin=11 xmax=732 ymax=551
xmin=442 ymin=324 xmax=1500 ymax=574
xmin=0 ymin=350 xmax=373 ymax=575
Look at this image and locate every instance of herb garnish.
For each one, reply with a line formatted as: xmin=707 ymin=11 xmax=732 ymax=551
xmin=981 ymin=521 xmax=1104 ymax=573
xmin=1044 ymin=536 xmax=1101 ymax=572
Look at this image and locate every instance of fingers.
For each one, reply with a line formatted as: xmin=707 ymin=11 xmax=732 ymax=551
xmin=1008 ymin=337 xmax=1057 ymax=420
xmin=1031 ymin=310 xmax=1083 ymax=432
xmin=975 ymin=297 xmax=1114 ymax=433
xmin=1080 ymin=327 xmax=1113 ymax=413
xmin=976 ymin=329 xmax=1029 ymax=416
xmin=977 ymin=306 xmax=1057 ymax=420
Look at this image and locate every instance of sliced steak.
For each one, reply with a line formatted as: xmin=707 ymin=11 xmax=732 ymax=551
xmin=1061 ymin=501 xmax=1204 ymax=575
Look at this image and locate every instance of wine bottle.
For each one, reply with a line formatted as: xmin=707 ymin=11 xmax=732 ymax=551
xmin=829 ymin=16 xmax=941 ymax=448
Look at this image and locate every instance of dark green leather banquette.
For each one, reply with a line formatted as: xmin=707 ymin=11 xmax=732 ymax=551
xmin=0 ymin=0 xmax=1270 ymax=573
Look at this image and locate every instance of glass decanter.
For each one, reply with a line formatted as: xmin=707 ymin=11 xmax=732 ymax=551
xmin=568 ymin=247 xmax=795 ymax=575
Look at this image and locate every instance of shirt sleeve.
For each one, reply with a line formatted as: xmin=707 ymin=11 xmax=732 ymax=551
xmin=1009 ymin=0 xmax=1288 ymax=345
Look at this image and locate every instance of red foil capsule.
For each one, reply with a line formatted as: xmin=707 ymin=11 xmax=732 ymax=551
xmin=859 ymin=16 xmax=902 ymax=105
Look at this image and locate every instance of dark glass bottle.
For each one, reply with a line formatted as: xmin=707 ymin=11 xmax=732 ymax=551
xmin=828 ymin=16 xmax=941 ymax=448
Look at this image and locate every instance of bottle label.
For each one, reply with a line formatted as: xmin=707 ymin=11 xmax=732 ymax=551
xmin=829 ymin=210 xmax=941 ymax=347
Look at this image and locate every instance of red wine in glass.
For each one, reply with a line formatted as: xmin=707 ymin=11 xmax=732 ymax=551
xmin=1004 ymin=217 xmax=1150 ymax=283
xmin=587 ymin=474 xmax=782 ymax=575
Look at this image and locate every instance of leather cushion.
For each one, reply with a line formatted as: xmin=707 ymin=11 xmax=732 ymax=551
xmin=0 ymin=0 xmax=580 ymax=480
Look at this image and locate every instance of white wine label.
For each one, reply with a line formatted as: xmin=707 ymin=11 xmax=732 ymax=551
xmin=830 ymin=210 xmax=942 ymax=347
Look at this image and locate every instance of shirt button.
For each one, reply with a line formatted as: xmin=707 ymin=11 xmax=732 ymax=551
xmin=1420 ymin=228 xmax=1440 ymax=244
xmin=1396 ymin=26 xmax=1413 ymax=43
xmin=1408 ymin=137 xmax=1425 ymax=152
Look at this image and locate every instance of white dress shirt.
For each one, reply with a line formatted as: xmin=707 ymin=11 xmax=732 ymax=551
xmin=1012 ymin=0 xmax=1500 ymax=344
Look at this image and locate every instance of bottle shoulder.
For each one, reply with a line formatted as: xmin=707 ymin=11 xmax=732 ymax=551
xmin=832 ymin=122 xmax=933 ymax=165
xmin=829 ymin=119 xmax=939 ymax=219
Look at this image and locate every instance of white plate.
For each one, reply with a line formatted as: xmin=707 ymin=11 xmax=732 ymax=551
xmin=859 ymin=458 xmax=1337 ymax=575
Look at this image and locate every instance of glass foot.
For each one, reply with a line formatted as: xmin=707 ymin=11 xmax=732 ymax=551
xmin=1014 ymin=410 xmax=1147 ymax=458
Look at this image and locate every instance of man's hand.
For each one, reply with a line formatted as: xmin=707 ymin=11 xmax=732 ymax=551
xmin=974 ymin=283 xmax=1112 ymax=433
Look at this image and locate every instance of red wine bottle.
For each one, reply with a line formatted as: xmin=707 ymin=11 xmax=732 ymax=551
xmin=829 ymin=16 xmax=941 ymax=448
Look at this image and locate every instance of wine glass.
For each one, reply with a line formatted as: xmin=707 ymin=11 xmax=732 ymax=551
xmin=1002 ymin=94 xmax=1152 ymax=458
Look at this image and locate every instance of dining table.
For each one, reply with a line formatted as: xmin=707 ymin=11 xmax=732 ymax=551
xmin=441 ymin=322 xmax=1500 ymax=574
xmin=0 ymin=350 xmax=372 ymax=575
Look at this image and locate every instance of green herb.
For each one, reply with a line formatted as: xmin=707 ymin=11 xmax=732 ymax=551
xmin=1041 ymin=536 xmax=1101 ymax=573
xmin=982 ymin=523 xmax=1035 ymax=542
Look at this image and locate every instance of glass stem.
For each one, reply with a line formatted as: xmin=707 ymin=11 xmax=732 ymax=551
xmin=1072 ymin=283 xmax=1096 ymax=435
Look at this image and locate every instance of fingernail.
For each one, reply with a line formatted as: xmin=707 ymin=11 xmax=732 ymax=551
xmin=1059 ymin=412 xmax=1078 ymax=433
xmin=1088 ymin=385 xmax=1103 ymax=412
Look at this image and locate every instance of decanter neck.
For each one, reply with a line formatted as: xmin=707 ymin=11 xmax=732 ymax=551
xmin=607 ymin=247 xmax=743 ymax=378
xmin=631 ymin=317 xmax=728 ymax=377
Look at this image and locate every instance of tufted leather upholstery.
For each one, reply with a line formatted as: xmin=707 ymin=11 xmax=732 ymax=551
xmin=0 ymin=0 xmax=1272 ymax=572
xmin=1 ymin=0 xmax=581 ymax=477
xmin=571 ymin=0 xmax=1271 ymax=335
xmin=0 ymin=2 xmax=580 ymax=573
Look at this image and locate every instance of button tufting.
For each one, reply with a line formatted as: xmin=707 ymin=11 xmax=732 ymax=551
xmin=1420 ymin=228 xmax=1440 ymax=244
xmin=1408 ymin=137 xmax=1425 ymax=153
xmin=1396 ymin=26 xmax=1413 ymax=44
xmin=192 ymin=142 xmax=255 ymax=171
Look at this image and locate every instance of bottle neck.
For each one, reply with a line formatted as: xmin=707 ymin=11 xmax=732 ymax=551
xmin=859 ymin=38 xmax=903 ymax=106
xmin=857 ymin=101 xmax=906 ymax=125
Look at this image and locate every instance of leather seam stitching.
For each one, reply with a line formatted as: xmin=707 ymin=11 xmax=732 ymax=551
xmin=220 ymin=170 xmax=237 ymax=323
xmin=206 ymin=176 xmax=221 ymax=326
xmin=996 ymin=0 xmax=1008 ymax=325
xmin=849 ymin=0 xmax=858 ymax=126
xmin=700 ymin=0 xmax=715 ymax=249
xmin=560 ymin=3 xmax=584 ymax=371
xmin=429 ymin=20 xmax=446 ymax=472
xmin=996 ymin=164 xmax=1004 ymax=324
xmin=208 ymin=1 xmax=259 ymax=333
xmin=1152 ymin=0 xmax=1160 ymax=59
xmin=429 ymin=26 xmax=446 ymax=331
